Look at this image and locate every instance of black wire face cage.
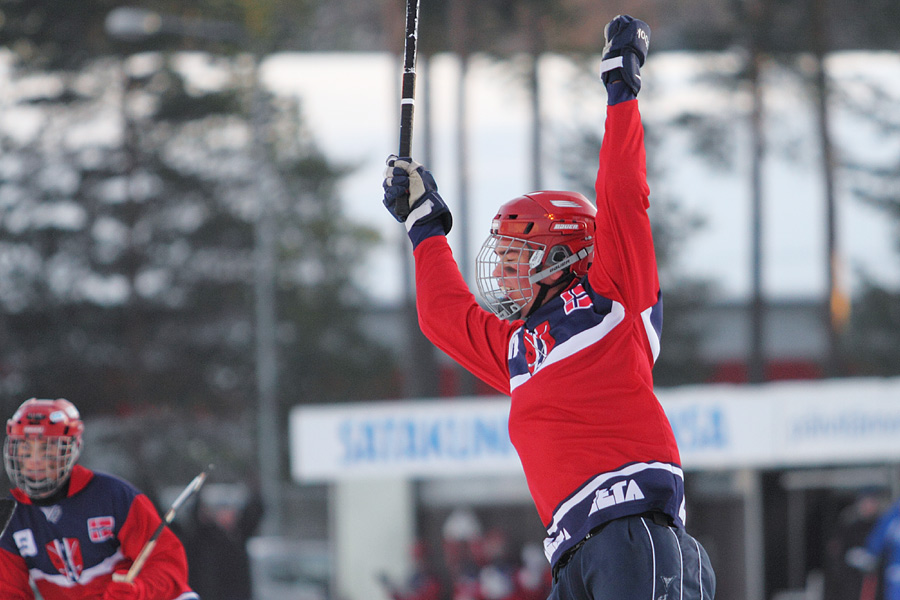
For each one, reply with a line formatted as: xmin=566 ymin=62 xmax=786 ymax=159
xmin=476 ymin=234 xmax=547 ymax=320
xmin=3 ymin=436 xmax=82 ymax=499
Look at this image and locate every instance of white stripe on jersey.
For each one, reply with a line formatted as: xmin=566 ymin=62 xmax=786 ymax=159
xmin=641 ymin=305 xmax=661 ymax=363
xmin=29 ymin=549 xmax=124 ymax=587
xmin=509 ymin=301 xmax=625 ymax=391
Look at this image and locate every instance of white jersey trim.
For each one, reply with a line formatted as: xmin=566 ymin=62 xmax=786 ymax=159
xmin=30 ymin=549 xmax=124 ymax=587
xmin=641 ymin=305 xmax=661 ymax=363
xmin=509 ymin=300 xmax=626 ymax=391
xmin=30 ymin=550 xmax=199 ymax=600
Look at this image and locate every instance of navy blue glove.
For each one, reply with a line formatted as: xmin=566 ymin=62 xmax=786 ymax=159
xmin=600 ymin=15 xmax=650 ymax=105
xmin=383 ymin=155 xmax=452 ymax=248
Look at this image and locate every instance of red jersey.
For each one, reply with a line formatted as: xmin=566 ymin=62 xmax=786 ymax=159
xmin=0 ymin=465 xmax=197 ymax=600
xmin=412 ymin=100 xmax=684 ymax=566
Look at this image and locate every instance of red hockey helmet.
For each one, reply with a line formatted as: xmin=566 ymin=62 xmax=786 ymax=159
xmin=476 ymin=191 xmax=596 ymax=319
xmin=4 ymin=398 xmax=84 ymax=499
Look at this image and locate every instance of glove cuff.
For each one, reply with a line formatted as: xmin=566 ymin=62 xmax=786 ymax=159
xmin=406 ymin=196 xmax=452 ymax=248
xmin=408 ymin=220 xmax=447 ymax=249
xmin=604 ymin=79 xmax=636 ymax=105
xmin=602 ymin=52 xmax=641 ymax=104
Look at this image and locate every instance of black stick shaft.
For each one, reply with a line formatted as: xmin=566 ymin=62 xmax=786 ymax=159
xmin=0 ymin=499 xmax=15 ymax=537
xmin=398 ymin=0 xmax=420 ymax=159
xmin=123 ymin=468 xmax=210 ymax=583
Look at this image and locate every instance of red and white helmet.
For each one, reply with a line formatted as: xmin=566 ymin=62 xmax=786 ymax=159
xmin=4 ymin=398 xmax=84 ymax=499
xmin=476 ymin=191 xmax=596 ymax=320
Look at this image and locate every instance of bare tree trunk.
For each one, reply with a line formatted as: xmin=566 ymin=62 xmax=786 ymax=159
xmin=450 ymin=0 xmax=477 ymax=396
xmin=746 ymin=0 xmax=767 ymax=384
xmin=810 ymin=0 xmax=846 ymax=377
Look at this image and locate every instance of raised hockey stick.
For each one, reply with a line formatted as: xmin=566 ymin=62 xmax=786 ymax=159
xmin=394 ymin=0 xmax=422 ymax=219
xmin=0 ymin=498 xmax=16 ymax=537
xmin=116 ymin=466 xmax=212 ymax=584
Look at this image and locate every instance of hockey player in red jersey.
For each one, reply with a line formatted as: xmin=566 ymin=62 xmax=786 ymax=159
xmin=0 ymin=398 xmax=198 ymax=600
xmin=383 ymin=15 xmax=716 ymax=600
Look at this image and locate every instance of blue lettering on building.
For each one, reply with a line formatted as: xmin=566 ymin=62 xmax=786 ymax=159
xmin=338 ymin=414 xmax=516 ymax=465
xmin=790 ymin=411 xmax=900 ymax=441
xmin=667 ymin=405 xmax=726 ymax=451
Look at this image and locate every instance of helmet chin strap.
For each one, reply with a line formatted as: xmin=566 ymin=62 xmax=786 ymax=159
xmin=528 ymin=246 xmax=592 ymax=285
xmin=521 ymin=244 xmax=591 ymax=318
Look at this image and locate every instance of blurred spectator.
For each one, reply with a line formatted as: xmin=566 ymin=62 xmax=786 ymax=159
xmin=846 ymin=492 xmax=898 ymax=600
xmin=475 ymin=528 xmax=518 ymax=600
xmin=182 ymin=485 xmax=264 ymax=600
xmin=514 ymin=543 xmax=551 ymax=600
xmin=442 ymin=509 xmax=483 ymax=600
xmin=418 ymin=511 xmax=553 ymax=600
xmin=478 ymin=564 xmax=516 ymax=600
xmin=378 ymin=540 xmax=444 ymax=600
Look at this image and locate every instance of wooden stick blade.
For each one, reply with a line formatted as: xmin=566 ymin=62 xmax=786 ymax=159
xmin=124 ymin=539 xmax=158 ymax=584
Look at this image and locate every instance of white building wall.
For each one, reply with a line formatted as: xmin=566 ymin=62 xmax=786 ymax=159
xmin=332 ymin=478 xmax=415 ymax=600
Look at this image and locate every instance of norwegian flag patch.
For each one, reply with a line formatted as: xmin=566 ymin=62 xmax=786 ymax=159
xmin=87 ymin=516 xmax=115 ymax=542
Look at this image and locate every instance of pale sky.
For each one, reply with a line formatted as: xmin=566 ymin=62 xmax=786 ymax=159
xmin=259 ymin=51 xmax=899 ymax=305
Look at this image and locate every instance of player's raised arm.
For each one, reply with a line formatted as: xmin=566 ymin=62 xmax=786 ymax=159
xmin=382 ymin=157 xmax=514 ymax=393
xmin=590 ymin=15 xmax=659 ymax=313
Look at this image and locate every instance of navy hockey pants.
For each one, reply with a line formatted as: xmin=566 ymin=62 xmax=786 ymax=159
xmin=548 ymin=514 xmax=716 ymax=600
